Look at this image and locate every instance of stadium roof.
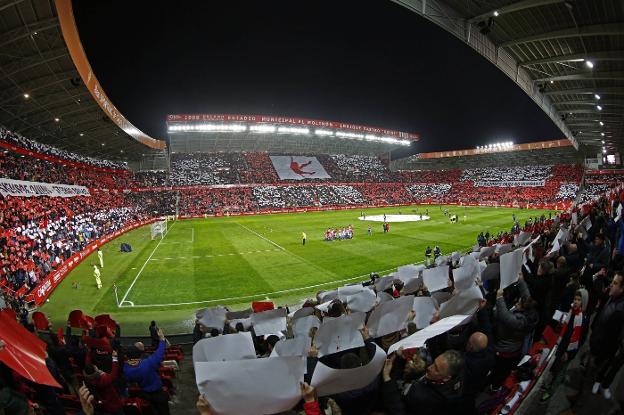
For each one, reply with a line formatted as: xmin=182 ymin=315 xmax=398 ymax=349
xmin=392 ymin=0 xmax=623 ymax=151
xmin=0 ymin=0 xmax=166 ymax=161
xmin=167 ymin=114 xmax=418 ymax=155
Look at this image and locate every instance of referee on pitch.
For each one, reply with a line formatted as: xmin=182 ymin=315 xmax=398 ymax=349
xmin=302 ymin=231 xmax=307 ymax=245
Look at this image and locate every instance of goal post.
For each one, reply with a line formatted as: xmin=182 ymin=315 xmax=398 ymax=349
xmin=150 ymin=219 xmax=168 ymax=240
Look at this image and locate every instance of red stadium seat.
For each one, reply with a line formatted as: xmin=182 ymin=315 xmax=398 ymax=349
xmin=68 ymin=310 xmax=85 ymax=328
xmin=31 ymin=311 xmax=50 ymax=331
xmin=252 ymin=301 xmax=275 ymax=313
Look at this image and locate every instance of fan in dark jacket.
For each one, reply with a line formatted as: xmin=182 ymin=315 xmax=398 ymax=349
xmin=490 ymin=276 xmax=539 ymax=389
xmin=382 ymin=349 xmax=465 ymax=415
xmin=590 ymin=272 xmax=624 ymax=399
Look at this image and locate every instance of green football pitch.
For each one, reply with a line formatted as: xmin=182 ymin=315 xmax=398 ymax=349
xmin=40 ymin=205 xmax=552 ymax=335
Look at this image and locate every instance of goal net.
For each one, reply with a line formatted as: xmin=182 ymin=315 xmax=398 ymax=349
xmin=150 ymin=219 xmax=168 ymax=240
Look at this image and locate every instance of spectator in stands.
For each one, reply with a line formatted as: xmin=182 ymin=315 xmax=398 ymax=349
xmin=149 ymin=321 xmax=160 ymax=348
xmin=124 ymin=328 xmax=170 ymax=415
xmin=463 ymin=305 xmax=496 ymax=406
xmin=382 ymin=349 xmax=465 ymax=415
xmin=83 ymin=350 xmax=124 ymax=415
xmin=590 ymin=272 xmax=624 ymax=399
xmin=490 ymin=275 xmax=539 ymax=390
xmin=541 ymin=289 xmax=588 ymax=401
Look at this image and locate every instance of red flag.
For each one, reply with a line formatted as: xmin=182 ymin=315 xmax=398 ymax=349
xmin=0 ymin=310 xmax=61 ymax=387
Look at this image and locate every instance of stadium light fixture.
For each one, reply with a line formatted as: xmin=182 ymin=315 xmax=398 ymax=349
xmin=601 ymin=132 xmax=605 ymax=136
xmin=168 ymin=123 xmax=247 ymax=133
xmin=602 ymin=140 xmax=605 ymax=144
xmin=594 ymin=94 xmax=601 ymax=100
xmin=336 ymin=131 xmax=364 ymax=139
xmin=596 ymin=105 xmax=602 ymax=111
xmin=315 ymin=129 xmax=334 ymax=136
xmin=250 ymin=124 xmax=277 ymax=133
xmin=599 ymin=121 xmax=604 ymax=126
xmin=493 ymin=10 xmax=499 ymax=16
xmin=54 ymin=117 xmax=60 ymax=122
xmin=23 ymin=93 xmax=29 ymax=99
xmin=550 ymin=80 xmax=554 ymax=84
xmin=79 ymin=133 xmax=84 ymax=137
xmin=603 ymin=148 xmax=607 ymax=153
xmin=585 ymin=60 xmax=594 ymax=69
xmin=277 ymin=126 xmax=309 ymax=135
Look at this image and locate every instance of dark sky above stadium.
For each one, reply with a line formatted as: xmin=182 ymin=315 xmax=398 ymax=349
xmin=73 ymin=0 xmax=562 ymax=155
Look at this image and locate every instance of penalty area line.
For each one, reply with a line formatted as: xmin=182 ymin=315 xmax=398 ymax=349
xmin=118 ymin=221 xmax=177 ymax=307
xmin=234 ymin=222 xmax=285 ymax=251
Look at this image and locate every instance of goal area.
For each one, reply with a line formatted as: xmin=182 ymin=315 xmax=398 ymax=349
xmin=150 ymin=219 xmax=168 ymax=240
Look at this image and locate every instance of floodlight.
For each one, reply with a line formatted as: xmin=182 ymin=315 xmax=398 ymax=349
xmin=250 ymin=125 xmax=276 ymax=133
xmin=278 ymin=126 xmax=309 ymax=134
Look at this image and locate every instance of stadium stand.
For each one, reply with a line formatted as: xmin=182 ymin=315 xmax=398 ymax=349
xmin=1 ymin=126 xmax=127 ymax=169
xmin=3 ymin=183 xmax=623 ymax=415
xmin=4 ymin=132 xmax=623 ymax=415
xmin=169 ymin=152 xmax=246 ymax=186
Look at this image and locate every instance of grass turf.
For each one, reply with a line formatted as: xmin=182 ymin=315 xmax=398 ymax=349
xmin=39 ymin=205 xmax=552 ymax=335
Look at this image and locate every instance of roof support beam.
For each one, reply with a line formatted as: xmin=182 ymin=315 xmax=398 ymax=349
xmin=545 ymin=87 xmax=624 ymax=96
xmin=0 ymin=47 xmax=67 ymax=79
xmin=561 ymin=109 xmax=622 ymax=116
xmin=534 ymin=71 xmax=624 ymax=82
xmin=0 ymin=17 xmax=58 ymax=49
xmin=501 ymin=23 xmax=624 ymax=48
xmin=468 ymin=0 xmax=564 ymax=23
xmin=0 ymin=69 xmax=78 ymax=106
xmin=520 ymin=50 xmax=624 ymax=67
xmin=554 ymin=100 xmax=624 ymax=107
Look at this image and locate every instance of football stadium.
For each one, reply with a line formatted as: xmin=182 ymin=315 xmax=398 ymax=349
xmin=0 ymin=1 xmax=623 ymax=414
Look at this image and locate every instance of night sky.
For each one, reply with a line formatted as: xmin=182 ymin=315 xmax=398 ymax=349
xmin=73 ymin=0 xmax=562 ymax=155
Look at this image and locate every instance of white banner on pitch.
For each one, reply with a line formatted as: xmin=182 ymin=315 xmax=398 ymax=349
xmin=269 ymin=156 xmax=331 ymax=180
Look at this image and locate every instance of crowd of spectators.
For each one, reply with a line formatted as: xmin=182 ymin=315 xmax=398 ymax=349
xmin=406 ymin=184 xmax=452 ymax=201
xmin=578 ymin=184 xmax=616 ymax=205
xmin=0 ymin=193 xmax=147 ymax=295
xmin=555 ymin=184 xmax=580 ymax=201
xmin=0 ymin=189 xmax=181 ymax=296
xmin=242 ymin=152 xmax=279 ymax=183
xmin=250 ymin=185 xmax=367 ymax=210
xmin=169 ymin=153 xmax=245 ymax=186
xmin=1 ymin=126 xmax=127 ymax=169
xmin=133 ymin=171 xmax=169 ymax=187
xmin=0 ymin=151 xmax=134 ymax=188
xmin=179 ymin=188 xmax=254 ymax=216
xmin=394 ymin=169 xmax=463 ymax=183
xmin=324 ymin=154 xmax=391 ymax=182
xmin=585 ymin=172 xmax=624 ymax=184
xmin=461 ymin=166 xmax=552 ymax=183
